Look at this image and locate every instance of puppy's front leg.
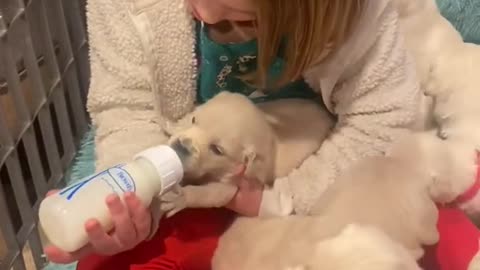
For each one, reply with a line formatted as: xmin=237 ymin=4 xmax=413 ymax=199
xmin=186 ymin=182 xmax=239 ymax=208
xmin=161 ymin=183 xmax=238 ymax=217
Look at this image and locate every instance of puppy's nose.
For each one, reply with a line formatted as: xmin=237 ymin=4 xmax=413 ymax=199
xmin=171 ymin=137 xmax=194 ymax=158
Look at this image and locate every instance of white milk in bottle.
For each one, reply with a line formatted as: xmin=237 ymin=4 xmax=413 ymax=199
xmin=39 ymin=145 xmax=183 ymax=252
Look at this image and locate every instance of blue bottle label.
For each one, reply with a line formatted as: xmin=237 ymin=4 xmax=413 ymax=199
xmin=59 ymin=165 xmax=136 ymax=201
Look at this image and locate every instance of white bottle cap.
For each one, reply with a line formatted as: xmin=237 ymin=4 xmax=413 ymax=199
xmin=135 ymin=145 xmax=184 ymax=193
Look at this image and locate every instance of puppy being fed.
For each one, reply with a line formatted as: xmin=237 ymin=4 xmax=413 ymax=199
xmin=161 ymin=91 xmax=333 ymax=216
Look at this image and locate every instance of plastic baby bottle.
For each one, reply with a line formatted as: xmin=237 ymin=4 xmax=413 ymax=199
xmin=39 ymin=145 xmax=184 ymax=252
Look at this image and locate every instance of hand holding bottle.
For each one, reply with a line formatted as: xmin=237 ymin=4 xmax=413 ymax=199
xmin=40 ymin=145 xmax=184 ymax=260
xmin=43 ymin=191 xmax=153 ymax=263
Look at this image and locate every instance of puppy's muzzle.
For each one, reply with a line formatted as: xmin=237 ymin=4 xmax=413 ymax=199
xmin=170 ymin=137 xmax=197 ymax=158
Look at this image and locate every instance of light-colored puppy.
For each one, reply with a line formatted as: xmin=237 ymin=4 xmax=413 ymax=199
xmin=162 ymin=92 xmax=333 ymax=216
xmin=215 ymin=222 xmax=422 ymax=270
xmin=212 ymin=137 xmax=438 ymax=270
xmin=307 ymin=224 xmax=422 ymax=270
xmin=394 ymin=0 xmax=480 ymax=216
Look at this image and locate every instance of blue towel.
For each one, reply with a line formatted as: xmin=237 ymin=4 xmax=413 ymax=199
xmin=436 ymin=0 xmax=480 ymax=44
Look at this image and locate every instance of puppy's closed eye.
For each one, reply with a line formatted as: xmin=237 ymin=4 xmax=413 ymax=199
xmin=209 ymin=144 xmax=225 ymax=156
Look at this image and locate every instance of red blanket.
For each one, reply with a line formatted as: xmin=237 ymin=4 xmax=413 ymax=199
xmin=77 ymin=207 xmax=479 ymax=270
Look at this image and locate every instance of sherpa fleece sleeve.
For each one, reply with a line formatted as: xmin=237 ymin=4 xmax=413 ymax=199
xmin=259 ymin=3 xmax=421 ymax=216
xmin=86 ymin=0 xmax=169 ymax=171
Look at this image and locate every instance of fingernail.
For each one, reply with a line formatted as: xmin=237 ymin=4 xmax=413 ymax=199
xmin=85 ymin=219 xmax=99 ymax=231
xmin=106 ymin=194 xmax=119 ymax=205
xmin=124 ymin=192 xmax=134 ymax=200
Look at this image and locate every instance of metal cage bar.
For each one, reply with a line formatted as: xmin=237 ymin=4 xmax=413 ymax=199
xmin=0 ymin=0 xmax=89 ymax=269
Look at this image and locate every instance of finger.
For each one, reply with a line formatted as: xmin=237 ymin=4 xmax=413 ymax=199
xmin=125 ymin=193 xmax=151 ymax=241
xmin=85 ymin=219 xmax=120 ymax=255
xmin=238 ymin=177 xmax=260 ymax=190
xmin=233 ymin=164 xmax=246 ymax=177
xmin=107 ymin=194 xmax=137 ymax=246
xmin=43 ymin=243 xmax=93 ymax=264
xmin=46 ymin=189 xmax=60 ymax=197
xmin=246 ymin=177 xmax=263 ymax=190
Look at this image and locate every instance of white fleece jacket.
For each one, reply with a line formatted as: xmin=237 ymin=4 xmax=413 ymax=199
xmin=86 ymin=0 xmax=420 ymax=218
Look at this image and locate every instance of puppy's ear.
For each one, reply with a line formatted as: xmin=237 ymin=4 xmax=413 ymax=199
xmin=164 ymin=112 xmax=194 ymax=137
xmin=242 ymin=145 xmax=275 ymax=186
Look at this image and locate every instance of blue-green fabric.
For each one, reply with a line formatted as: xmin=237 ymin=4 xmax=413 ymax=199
xmin=436 ymin=0 xmax=480 ymax=44
xmin=196 ymin=21 xmax=318 ymax=104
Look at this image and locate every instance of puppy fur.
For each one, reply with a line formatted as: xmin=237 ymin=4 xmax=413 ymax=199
xmin=393 ymin=0 xmax=480 ymax=216
xmin=212 ymin=140 xmax=438 ymax=270
xmin=161 ymin=92 xmax=333 ymax=216
xmin=214 ymin=221 xmax=422 ymax=270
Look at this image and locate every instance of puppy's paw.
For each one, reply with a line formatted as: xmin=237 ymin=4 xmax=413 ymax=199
xmin=160 ymin=186 xmax=187 ymax=218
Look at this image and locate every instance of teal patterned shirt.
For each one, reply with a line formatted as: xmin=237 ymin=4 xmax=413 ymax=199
xmin=195 ymin=21 xmax=320 ymax=104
